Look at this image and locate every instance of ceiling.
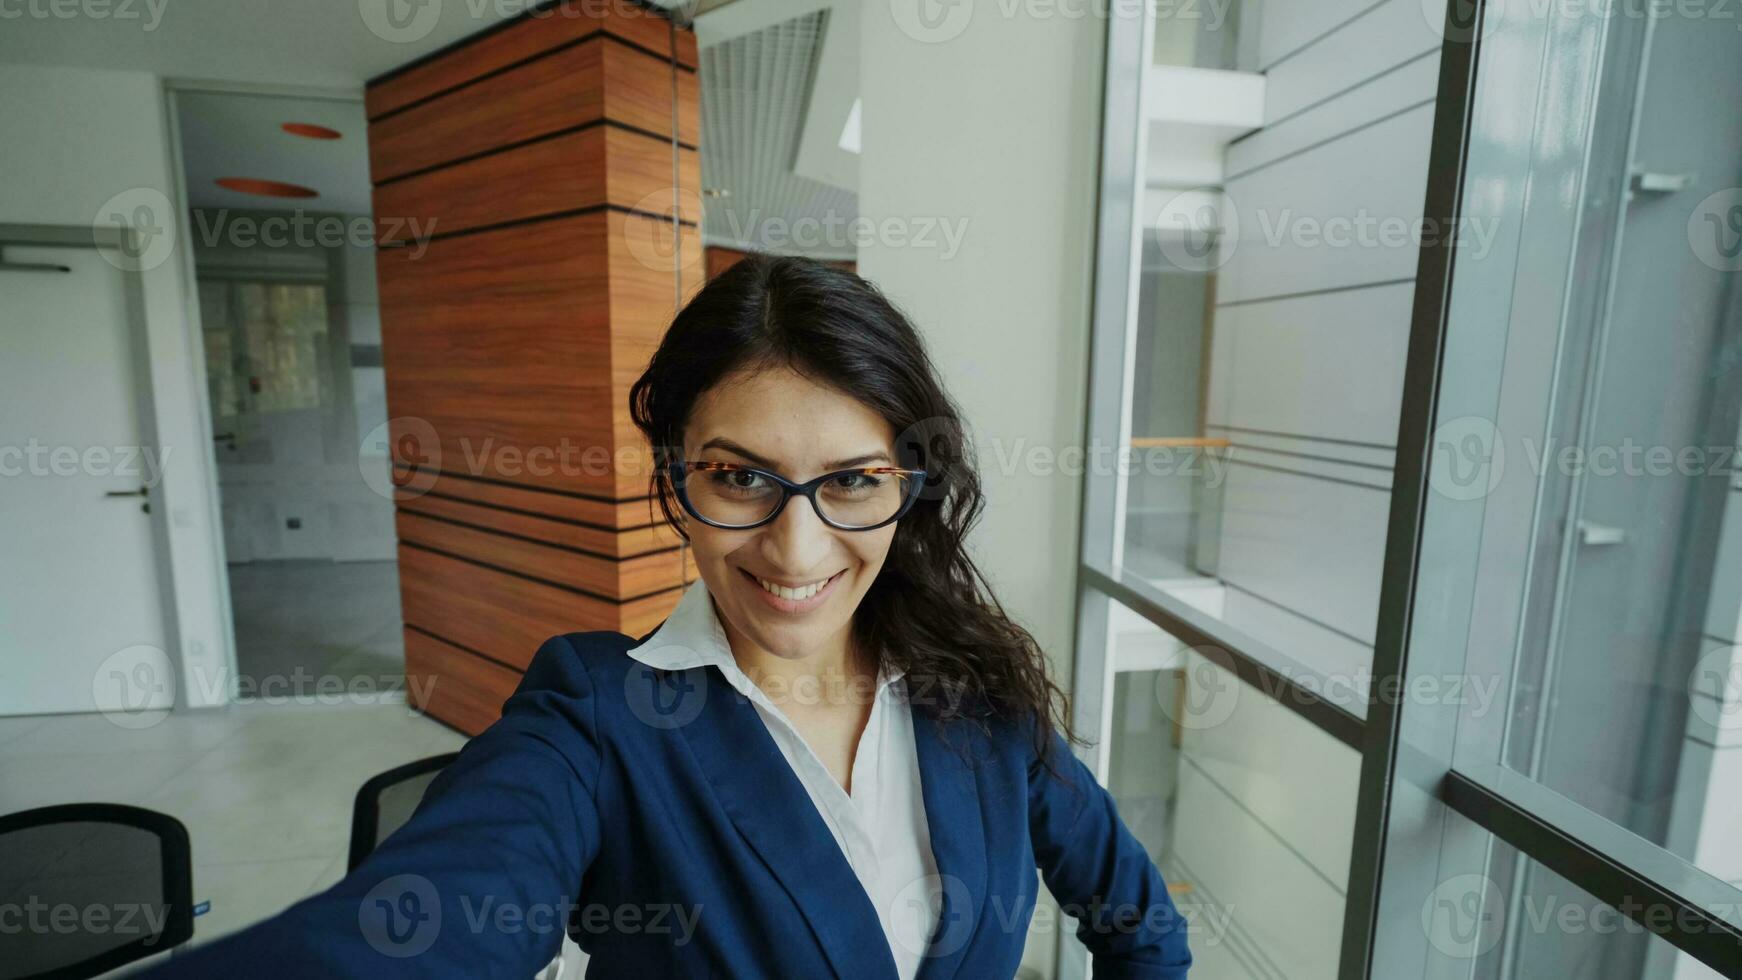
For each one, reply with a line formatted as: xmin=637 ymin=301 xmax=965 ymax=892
xmin=0 ymin=0 xmax=860 ymax=257
xmin=0 ymin=0 xmax=686 ymax=90
xmin=178 ymin=92 xmax=373 ymax=215
xmin=696 ymin=0 xmax=860 ymax=259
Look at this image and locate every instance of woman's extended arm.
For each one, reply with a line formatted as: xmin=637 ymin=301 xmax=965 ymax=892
xmin=140 ymin=634 xmax=606 ymax=978
xmin=1027 ymin=725 xmax=1193 ymax=980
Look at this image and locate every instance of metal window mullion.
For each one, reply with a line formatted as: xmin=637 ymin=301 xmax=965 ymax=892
xmin=1442 ymin=767 xmax=1742 ymax=975
xmin=1081 ymin=563 xmax=1365 ymax=751
xmin=1337 ymin=0 xmax=1490 ymax=977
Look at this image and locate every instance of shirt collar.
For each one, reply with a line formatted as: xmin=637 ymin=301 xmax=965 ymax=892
xmin=628 ymin=578 xmax=905 ymax=700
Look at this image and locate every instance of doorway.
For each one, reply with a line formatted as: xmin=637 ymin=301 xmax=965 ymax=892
xmin=171 ymin=87 xmax=403 ymax=702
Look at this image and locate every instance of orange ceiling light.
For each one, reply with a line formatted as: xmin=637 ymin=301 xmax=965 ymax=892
xmin=215 ymin=177 xmax=318 ymax=199
xmin=281 ymin=122 xmax=342 ymax=140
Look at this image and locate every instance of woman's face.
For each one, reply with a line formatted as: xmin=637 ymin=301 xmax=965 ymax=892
xmin=679 ymin=364 xmax=899 ymax=664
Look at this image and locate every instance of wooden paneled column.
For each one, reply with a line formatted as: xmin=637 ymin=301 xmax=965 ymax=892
xmin=365 ymin=0 xmax=702 ymax=734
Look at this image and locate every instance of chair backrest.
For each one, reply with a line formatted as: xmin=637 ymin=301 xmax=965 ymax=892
xmin=348 ymin=752 xmax=460 ymax=873
xmin=0 ymin=803 xmax=194 ymax=980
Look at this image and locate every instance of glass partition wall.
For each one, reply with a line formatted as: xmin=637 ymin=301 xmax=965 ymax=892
xmin=1072 ymin=1 xmax=1742 ymax=978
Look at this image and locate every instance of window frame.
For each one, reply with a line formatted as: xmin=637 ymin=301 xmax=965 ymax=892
xmin=1072 ymin=1 xmax=1742 ymax=977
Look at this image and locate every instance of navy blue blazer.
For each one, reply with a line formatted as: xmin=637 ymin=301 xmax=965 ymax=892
xmin=144 ymin=630 xmax=1192 ymax=978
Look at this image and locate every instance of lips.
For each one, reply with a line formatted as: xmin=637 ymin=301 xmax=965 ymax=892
xmin=737 ymin=567 xmax=846 ymax=614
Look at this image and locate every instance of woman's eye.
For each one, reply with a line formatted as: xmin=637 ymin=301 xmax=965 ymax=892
xmin=710 ymin=469 xmax=767 ymax=493
xmin=829 ymin=473 xmax=883 ymax=494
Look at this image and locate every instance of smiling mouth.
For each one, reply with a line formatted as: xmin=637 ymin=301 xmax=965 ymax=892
xmin=736 ymin=566 xmax=847 ymax=610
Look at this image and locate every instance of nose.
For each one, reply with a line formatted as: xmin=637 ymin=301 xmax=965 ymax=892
xmin=758 ymin=491 xmax=836 ymax=574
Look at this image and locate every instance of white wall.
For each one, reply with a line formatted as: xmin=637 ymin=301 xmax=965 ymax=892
xmin=0 ymin=63 xmax=233 ymax=708
xmin=857 ymin=2 xmax=1105 ymax=974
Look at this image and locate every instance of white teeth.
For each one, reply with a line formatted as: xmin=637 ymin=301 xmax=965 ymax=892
xmin=756 ymin=574 xmax=832 ymax=601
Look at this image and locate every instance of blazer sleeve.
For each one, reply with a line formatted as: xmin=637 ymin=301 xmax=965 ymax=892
xmin=140 ymin=634 xmax=608 ymax=979
xmin=1028 ymin=723 xmax=1192 ymax=980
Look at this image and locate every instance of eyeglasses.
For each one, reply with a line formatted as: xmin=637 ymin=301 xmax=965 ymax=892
xmin=666 ymin=460 xmax=928 ymax=531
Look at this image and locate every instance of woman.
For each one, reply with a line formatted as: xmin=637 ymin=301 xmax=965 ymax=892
xmin=150 ymin=256 xmax=1192 ymax=979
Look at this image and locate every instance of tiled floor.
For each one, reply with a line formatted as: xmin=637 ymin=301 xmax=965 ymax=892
xmin=227 ymin=559 xmax=404 ymax=690
xmin=0 ymin=699 xmax=467 ymax=955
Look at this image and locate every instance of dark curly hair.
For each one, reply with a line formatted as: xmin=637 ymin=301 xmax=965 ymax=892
xmin=628 ymin=253 xmax=1082 ymax=776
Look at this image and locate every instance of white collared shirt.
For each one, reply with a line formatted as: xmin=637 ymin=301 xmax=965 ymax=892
xmin=627 ymin=578 xmax=940 ymax=979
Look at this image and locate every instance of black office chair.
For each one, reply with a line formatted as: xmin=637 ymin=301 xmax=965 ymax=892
xmin=346 ymin=752 xmax=576 ymax=979
xmin=347 ymin=752 xmax=460 ymax=872
xmin=0 ymin=803 xmax=195 ymax=980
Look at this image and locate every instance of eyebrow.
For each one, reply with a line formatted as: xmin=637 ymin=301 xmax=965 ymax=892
xmin=698 ymin=437 xmax=892 ymax=471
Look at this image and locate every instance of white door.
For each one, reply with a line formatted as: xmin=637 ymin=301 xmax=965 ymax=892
xmin=0 ymin=244 xmax=174 ymax=717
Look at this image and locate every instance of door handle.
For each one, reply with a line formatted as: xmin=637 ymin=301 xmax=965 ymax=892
xmin=1577 ymin=520 xmax=1627 ymax=546
xmin=1629 ymin=170 xmax=1695 ymax=197
xmin=105 ymin=487 xmax=150 ymax=498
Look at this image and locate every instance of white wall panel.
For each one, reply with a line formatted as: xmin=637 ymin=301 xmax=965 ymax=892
xmin=1217 ymin=103 xmax=1436 ymax=304
xmin=1215 ymin=463 xmax=1389 ymax=643
xmin=1260 ymin=0 xmax=1446 ymax=123
xmin=1179 ymin=655 xmax=1361 ymax=890
xmin=1254 ymin=0 xmax=1382 ymax=71
xmin=1171 ymin=760 xmax=1345 ymax=980
xmin=1206 ymin=282 xmax=1414 ymax=446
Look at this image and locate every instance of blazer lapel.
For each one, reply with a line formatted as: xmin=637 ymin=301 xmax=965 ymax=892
xmin=910 ymin=709 xmax=989 ymax=980
xmin=676 ymin=664 xmax=899 ymax=980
